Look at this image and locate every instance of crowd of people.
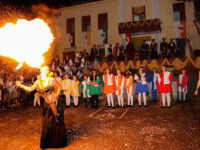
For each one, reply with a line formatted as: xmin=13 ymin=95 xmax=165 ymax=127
xmin=31 ymin=64 xmax=189 ymax=110
xmin=0 ymin=56 xmax=39 ymax=109
xmin=0 ymin=38 xmax=190 ymax=110
xmin=88 ymin=38 xmax=186 ymax=62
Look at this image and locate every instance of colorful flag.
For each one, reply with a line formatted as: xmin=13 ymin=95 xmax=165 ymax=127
xmin=173 ymin=3 xmax=186 ymax=38
xmin=66 ymin=33 xmax=73 ymax=48
xmin=82 ymin=31 xmax=91 ymax=47
xmin=99 ymin=29 xmax=108 ymax=45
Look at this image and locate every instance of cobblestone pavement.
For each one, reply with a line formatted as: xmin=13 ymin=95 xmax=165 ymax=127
xmin=0 ymin=98 xmax=200 ymax=150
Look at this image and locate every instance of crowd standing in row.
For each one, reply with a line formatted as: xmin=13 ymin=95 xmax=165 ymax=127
xmin=91 ymin=37 xmax=187 ymax=62
xmin=0 ymin=47 xmax=189 ymax=110
xmin=33 ymin=62 xmax=189 ymax=110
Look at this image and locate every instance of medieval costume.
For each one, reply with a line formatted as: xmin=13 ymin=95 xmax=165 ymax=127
xmin=82 ymin=77 xmax=91 ymax=107
xmin=62 ymin=76 xmax=71 ymax=107
xmin=89 ymin=72 xmax=102 ymax=108
xmin=177 ymin=73 xmax=188 ymax=102
xmin=103 ymin=71 xmax=116 ymax=108
xmin=115 ymin=73 xmax=125 ymax=107
xmin=16 ymin=66 xmax=66 ymax=149
xmin=71 ymin=78 xmax=80 ymax=107
xmin=135 ymin=69 xmax=149 ymax=107
xmin=157 ymin=70 xmax=173 ymax=108
xmin=125 ymin=74 xmax=134 ymax=107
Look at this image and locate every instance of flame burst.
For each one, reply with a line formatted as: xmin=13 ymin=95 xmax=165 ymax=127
xmin=0 ymin=18 xmax=54 ymax=69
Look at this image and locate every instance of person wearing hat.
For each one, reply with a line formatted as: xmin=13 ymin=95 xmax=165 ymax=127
xmin=115 ymin=68 xmax=125 ymax=107
xmin=62 ymin=73 xmax=72 ymax=107
xmin=135 ymin=67 xmax=149 ymax=107
xmin=16 ymin=66 xmax=67 ymax=149
xmin=125 ymin=70 xmax=134 ymax=107
xmin=103 ymin=68 xmax=116 ymax=109
xmin=88 ymin=70 xmax=102 ymax=108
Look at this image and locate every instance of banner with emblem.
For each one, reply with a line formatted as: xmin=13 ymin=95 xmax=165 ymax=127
xmin=82 ymin=15 xmax=91 ymax=47
xmin=98 ymin=13 xmax=108 ymax=44
xmin=66 ymin=18 xmax=75 ymax=47
xmin=173 ymin=3 xmax=186 ymax=38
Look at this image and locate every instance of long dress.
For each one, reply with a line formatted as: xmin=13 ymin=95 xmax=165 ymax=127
xmin=38 ymin=79 xmax=67 ymax=149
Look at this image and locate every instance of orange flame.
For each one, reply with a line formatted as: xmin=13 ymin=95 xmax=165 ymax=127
xmin=0 ymin=18 xmax=54 ymax=69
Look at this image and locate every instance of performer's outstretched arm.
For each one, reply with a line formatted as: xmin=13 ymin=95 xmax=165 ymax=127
xmin=195 ymin=71 xmax=200 ymax=95
xmin=16 ymin=81 xmax=38 ymax=92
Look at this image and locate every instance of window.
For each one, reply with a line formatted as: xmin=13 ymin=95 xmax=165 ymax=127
xmin=132 ymin=6 xmax=146 ymax=22
xmin=82 ymin=15 xmax=91 ymax=32
xmin=98 ymin=13 xmax=108 ymax=30
xmin=66 ymin=18 xmax=75 ymax=33
xmin=66 ymin=18 xmax=75 ymax=47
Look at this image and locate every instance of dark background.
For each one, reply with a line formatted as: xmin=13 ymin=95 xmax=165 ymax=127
xmin=0 ymin=0 xmax=102 ymax=8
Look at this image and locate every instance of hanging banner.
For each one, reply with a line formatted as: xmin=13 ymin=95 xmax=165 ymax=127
xmin=82 ymin=16 xmax=91 ymax=47
xmin=173 ymin=3 xmax=186 ymax=38
xmin=99 ymin=28 xmax=108 ymax=45
xmin=98 ymin=13 xmax=108 ymax=45
xmin=82 ymin=31 xmax=91 ymax=47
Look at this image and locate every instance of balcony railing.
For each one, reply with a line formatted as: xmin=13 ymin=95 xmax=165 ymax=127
xmin=118 ymin=19 xmax=161 ymax=34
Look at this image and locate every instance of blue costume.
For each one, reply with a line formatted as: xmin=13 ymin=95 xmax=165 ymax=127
xmin=148 ymin=72 xmax=158 ymax=101
xmin=135 ymin=73 xmax=149 ymax=94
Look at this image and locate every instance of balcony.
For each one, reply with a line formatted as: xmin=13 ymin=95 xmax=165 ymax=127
xmin=118 ymin=19 xmax=161 ymax=34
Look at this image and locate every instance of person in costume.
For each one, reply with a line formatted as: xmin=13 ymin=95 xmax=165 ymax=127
xmin=71 ymin=75 xmax=80 ymax=107
xmin=115 ymin=68 xmax=125 ymax=107
xmin=62 ymin=73 xmax=71 ymax=107
xmin=135 ymin=67 xmax=149 ymax=107
xmin=195 ymin=70 xmax=200 ymax=96
xmin=16 ymin=66 xmax=66 ymax=149
xmin=88 ymin=70 xmax=102 ymax=108
xmin=157 ymin=65 xmax=173 ymax=108
xmin=33 ymin=75 xmax=41 ymax=108
xmin=82 ymin=75 xmax=91 ymax=107
xmin=53 ymin=72 xmax=62 ymax=95
xmin=103 ymin=68 xmax=116 ymax=109
xmin=177 ymin=68 xmax=188 ymax=102
xmin=148 ymin=68 xmax=158 ymax=102
xmin=125 ymin=70 xmax=134 ymax=107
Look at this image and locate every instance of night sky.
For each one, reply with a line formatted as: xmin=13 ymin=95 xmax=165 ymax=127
xmin=0 ymin=0 xmax=102 ymax=8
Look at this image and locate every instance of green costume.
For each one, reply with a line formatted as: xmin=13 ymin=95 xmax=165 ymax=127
xmin=89 ymin=76 xmax=103 ymax=95
xmin=81 ymin=80 xmax=91 ymax=98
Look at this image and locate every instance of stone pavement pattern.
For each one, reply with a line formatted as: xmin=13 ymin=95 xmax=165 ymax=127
xmin=0 ymin=99 xmax=200 ymax=150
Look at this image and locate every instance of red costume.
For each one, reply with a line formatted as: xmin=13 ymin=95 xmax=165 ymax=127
xmin=177 ymin=74 xmax=188 ymax=93
xmin=157 ymin=71 xmax=173 ymax=93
